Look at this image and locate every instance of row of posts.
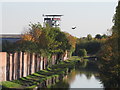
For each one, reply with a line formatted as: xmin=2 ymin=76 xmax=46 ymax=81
xmin=0 ymin=52 xmax=58 ymax=81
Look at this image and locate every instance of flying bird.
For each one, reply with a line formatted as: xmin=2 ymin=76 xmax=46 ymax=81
xmin=72 ymin=26 xmax=76 ymax=29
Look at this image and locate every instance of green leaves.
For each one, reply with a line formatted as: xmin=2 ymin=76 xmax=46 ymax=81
xmin=98 ymin=1 xmax=120 ymax=88
xmin=75 ymin=38 xmax=102 ymax=55
xmin=2 ymin=22 xmax=75 ymax=58
xmin=77 ymin=49 xmax=87 ymax=58
xmin=18 ymin=23 xmax=72 ymax=55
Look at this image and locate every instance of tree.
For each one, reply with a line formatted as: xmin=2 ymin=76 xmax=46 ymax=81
xmin=75 ymin=38 xmax=102 ymax=55
xmin=77 ymin=49 xmax=87 ymax=58
xmin=87 ymin=34 xmax=92 ymax=41
xmin=95 ymin=34 xmax=102 ymax=39
xmin=98 ymin=1 xmax=120 ymax=88
xmin=2 ymin=40 xmax=15 ymax=52
xmin=102 ymin=34 xmax=108 ymax=39
xmin=46 ymin=27 xmax=71 ymax=54
xmin=19 ymin=23 xmax=72 ymax=55
xmin=112 ymin=1 xmax=120 ymax=54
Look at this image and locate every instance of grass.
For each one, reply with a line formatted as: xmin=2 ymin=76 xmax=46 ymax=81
xmin=1 ymin=56 xmax=81 ymax=89
xmin=2 ymin=81 xmax=24 ymax=89
xmin=26 ymin=85 xmax=37 ymax=89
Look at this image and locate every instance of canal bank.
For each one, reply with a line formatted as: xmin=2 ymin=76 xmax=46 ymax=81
xmin=1 ymin=56 xmax=82 ymax=89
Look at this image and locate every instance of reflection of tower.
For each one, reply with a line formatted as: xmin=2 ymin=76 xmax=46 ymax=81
xmin=43 ymin=14 xmax=63 ymax=28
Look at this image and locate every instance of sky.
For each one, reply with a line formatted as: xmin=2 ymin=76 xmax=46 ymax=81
xmin=0 ymin=0 xmax=118 ymax=37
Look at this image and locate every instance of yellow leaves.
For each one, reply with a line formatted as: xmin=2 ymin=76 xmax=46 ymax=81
xmin=22 ymin=34 xmax=34 ymax=41
xmin=99 ymin=32 xmax=119 ymax=62
xmin=21 ymin=23 xmax=76 ymax=54
xmin=101 ymin=45 xmax=113 ymax=61
xmin=22 ymin=28 xmax=42 ymax=42
xmin=33 ymin=29 xmax=42 ymax=40
xmin=100 ymin=38 xmax=107 ymax=43
xmin=64 ymin=32 xmax=77 ymax=48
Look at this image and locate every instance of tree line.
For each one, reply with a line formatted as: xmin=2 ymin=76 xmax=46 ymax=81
xmin=2 ymin=23 xmax=76 ymax=58
xmin=97 ymin=1 xmax=120 ymax=88
xmin=73 ymin=33 xmax=107 ymax=57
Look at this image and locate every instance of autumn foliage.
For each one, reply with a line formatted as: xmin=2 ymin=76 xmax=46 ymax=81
xmin=97 ymin=1 xmax=120 ymax=88
xmin=18 ymin=23 xmax=77 ymax=56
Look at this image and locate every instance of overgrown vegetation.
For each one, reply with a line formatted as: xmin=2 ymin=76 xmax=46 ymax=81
xmin=97 ymin=1 xmax=120 ymax=88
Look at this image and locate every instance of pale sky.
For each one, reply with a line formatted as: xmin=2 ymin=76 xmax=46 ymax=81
xmin=0 ymin=0 xmax=118 ymax=37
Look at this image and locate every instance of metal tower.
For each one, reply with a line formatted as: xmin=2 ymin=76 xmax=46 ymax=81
xmin=43 ymin=14 xmax=63 ymax=27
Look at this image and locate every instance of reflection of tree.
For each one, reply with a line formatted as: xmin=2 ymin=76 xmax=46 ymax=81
xmin=85 ymin=73 xmax=92 ymax=80
xmin=51 ymin=81 xmax=69 ymax=89
xmin=76 ymin=60 xmax=99 ymax=80
xmin=94 ymin=73 xmax=100 ymax=80
xmin=64 ymin=70 xmax=78 ymax=84
xmin=50 ymin=62 xmax=102 ymax=89
xmin=79 ymin=71 xmax=93 ymax=80
xmin=78 ymin=60 xmax=87 ymax=68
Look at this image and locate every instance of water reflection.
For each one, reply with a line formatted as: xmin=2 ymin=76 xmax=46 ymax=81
xmin=51 ymin=69 xmax=104 ymax=88
xmin=37 ymin=60 xmax=118 ymax=89
xmin=69 ymin=71 xmax=103 ymax=88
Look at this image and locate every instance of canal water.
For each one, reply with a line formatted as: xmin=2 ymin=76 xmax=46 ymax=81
xmin=50 ymin=61 xmax=104 ymax=89
xmin=50 ymin=70 xmax=104 ymax=88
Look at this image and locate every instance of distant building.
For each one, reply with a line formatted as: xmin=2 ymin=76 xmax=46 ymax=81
xmin=0 ymin=34 xmax=21 ymax=51
xmin=43 ymin=14 xmax=63 ymax=28
xmin=0 ymin=34 xmax=21 ymax=44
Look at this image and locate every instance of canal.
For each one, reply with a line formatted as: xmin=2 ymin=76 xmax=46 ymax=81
xmin=49 ymin=60 xmax=104 ymax=89
xmin=50 ymin=69 xmax=103 ymax=88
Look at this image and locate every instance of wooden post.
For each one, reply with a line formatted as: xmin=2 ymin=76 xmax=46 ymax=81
xmin=23 ymin=52 xmax=27 ymax=77
xmin=6 ymin=53 xmax=10 ymax=81
xmin=0 ymin=52 xmax=7 ymax=81
xmin=40 ymin=56 xmax=43 ymax=70
xmin=19 ymin=52 xmax=22 ymax=78
xmin=14 ymin=52 xmax=18 ymax=80
xmin=9 ymin=53 xmax=13 ymax=80
xmin=31 ymin=53 xmax=35 ymax=74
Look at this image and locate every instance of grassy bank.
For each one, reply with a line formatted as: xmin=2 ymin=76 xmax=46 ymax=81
xmin=1 ymin=56 xmax=81 ymax=89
